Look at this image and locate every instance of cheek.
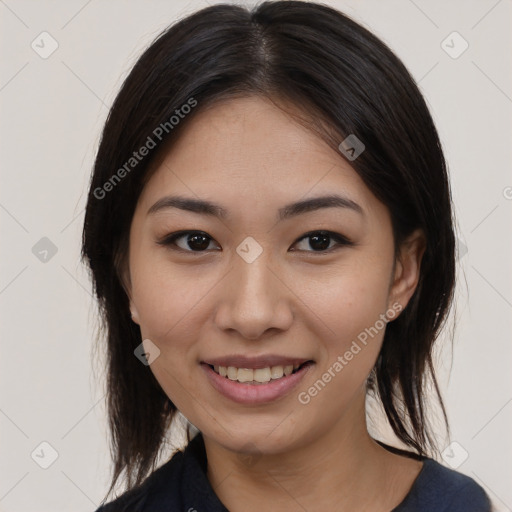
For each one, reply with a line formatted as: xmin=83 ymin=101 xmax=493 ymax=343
xmin=128 ymin=253 xmax=224 ymax=410
xmin=129 ymin=262 xmax=213 ymax=411
xmin=298 ymin=259 xmax=392 ymax=389
xmin=300 ymin=258 xmax=391 ymax=342
xmin=130 ymin=245 xmax=217 ymax=340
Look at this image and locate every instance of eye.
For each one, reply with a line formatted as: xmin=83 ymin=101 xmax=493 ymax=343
xmin=291 ymin=230 xmax=354 ymax=253
xmin=157 ymin=229 xmax=354 ymax=254
xmin=157 ymin=230 xmax=220 ymax=252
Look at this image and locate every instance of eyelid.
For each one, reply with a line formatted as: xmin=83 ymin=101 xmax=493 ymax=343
xmin=156 ymin=229 xmax=354 ymax=253
xmin=156 ymin=230 xmax=220 ymax=252
xmin=293 ymin=230 xmax=354 ymax=247
xmin=291 ymin=230 xmax=355 ymax=253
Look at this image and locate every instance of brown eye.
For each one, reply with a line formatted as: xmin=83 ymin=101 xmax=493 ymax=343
xmin=292 ymin=230 xmax=354 ymax=252
xmin=157 ymin=231 xmax=220 ymax=252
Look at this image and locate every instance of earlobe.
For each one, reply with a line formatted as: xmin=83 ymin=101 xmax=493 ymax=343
xmin=388 ymin=228 xmax=426 ymax=314
xmin=130 ymin=302 xmax=140 ymax=324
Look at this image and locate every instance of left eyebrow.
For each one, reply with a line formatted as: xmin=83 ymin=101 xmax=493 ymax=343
xmin=147 ymin=194 xmax=364 ymax=220
xmin=277 ymin=194 xmax=364 ymax=220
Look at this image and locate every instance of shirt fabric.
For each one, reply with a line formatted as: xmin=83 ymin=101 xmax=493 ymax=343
xmin=95 ymin=432 xmax=491 ymax=512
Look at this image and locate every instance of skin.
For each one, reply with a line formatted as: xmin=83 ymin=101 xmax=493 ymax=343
xmin=127 ymin=95 xmax=426 ymax=511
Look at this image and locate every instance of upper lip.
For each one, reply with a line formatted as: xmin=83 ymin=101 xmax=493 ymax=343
xmin=202 ymin=355 xmax=312 ymax=369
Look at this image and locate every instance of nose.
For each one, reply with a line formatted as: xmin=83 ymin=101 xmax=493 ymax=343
xmin=213 ymin=249 xmax=293 ymax=340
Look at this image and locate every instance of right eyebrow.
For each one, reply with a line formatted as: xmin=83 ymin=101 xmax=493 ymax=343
xmin=147 ymin=196 xmax=228 ymax=219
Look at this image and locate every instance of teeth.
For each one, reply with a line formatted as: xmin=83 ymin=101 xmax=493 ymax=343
xmin=270 ymin=366 xmax=284 ymax=379
xmin=213 ymin=363 xmax=303 ymax=384
xmin=253 ymin=367 xmax=271 ymax=383
xmin=237 ymin=368 xmax=253 ymax=383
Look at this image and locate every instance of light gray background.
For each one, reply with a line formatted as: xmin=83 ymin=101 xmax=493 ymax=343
xmin=1 ymin=0 xmax=511 ymax=510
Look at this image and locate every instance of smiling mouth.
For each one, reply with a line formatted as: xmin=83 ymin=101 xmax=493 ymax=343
xmin=205 ymin=361 xmax=313 ymax=385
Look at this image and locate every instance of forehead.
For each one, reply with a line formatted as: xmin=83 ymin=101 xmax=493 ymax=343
xmin=137 ymin=95 xmax=383 ymax=221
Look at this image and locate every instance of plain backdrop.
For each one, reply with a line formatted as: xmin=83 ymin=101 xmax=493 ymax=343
xmin=1 ymin=0 xmax=511 ymax=510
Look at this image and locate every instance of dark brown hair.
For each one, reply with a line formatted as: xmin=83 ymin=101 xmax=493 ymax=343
xmin=82 ymin=0 xmax=456 ymax=501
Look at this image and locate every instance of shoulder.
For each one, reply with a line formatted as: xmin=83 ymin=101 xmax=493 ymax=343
xmin=395 ymin=458 xmax=491 ymax=512
xmin=93 ymin=449 xmax=187 ymax=512
xmin=93 ymin=433 xmax=227 ymax=512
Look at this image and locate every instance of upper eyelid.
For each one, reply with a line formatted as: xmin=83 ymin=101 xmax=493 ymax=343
xmin=156 ymin=230 xmax=218 ymax=249
xmin=157 ymin=230 xmax=353 ymax=251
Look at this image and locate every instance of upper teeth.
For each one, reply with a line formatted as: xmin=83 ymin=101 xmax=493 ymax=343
xmin=213 ymin=364 xmax=300 ymax=383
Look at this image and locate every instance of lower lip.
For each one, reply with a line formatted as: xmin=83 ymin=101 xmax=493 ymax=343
xmin=201 ymin=362 xmax=314 ymax=405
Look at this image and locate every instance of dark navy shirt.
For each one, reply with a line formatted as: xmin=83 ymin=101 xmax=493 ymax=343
xmin=94 ymin=433 xmax=491 ymax=512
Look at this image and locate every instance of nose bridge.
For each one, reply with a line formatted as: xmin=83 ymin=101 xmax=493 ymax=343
xmin=214 ymin=243 xmax=292 ymax=338
xmin=236 ymin=251 xmax=275 ymax=306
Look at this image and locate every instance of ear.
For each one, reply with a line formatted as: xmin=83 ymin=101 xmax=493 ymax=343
xmin=114 ymin=248 xmax=139 ymax=323
xmin=125 ymin=280 xmax=140 ymax=325
xmin=130 ymin=301 xmax=140 ymax=325
xmin=388 ymin=228 xmax=426 ymax=315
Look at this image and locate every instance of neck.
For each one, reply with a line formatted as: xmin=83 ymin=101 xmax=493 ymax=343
xmin=203 ymin=393 xmax=421 ymax=511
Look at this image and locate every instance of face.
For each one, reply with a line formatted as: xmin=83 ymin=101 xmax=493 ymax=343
xmin=127 ymin=95 xmax=424 ymax=455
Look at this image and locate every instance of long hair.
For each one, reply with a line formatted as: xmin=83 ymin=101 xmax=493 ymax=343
xmin=81 ymin=1 xmax=456 ymax=501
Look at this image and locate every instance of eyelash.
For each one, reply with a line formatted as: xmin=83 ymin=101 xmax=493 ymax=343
xmin=156 ymin=230 xmax=355 ymax=254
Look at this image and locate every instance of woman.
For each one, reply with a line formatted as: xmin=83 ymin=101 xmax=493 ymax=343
xmin=83 ymin=1 xmax=491 ymax=510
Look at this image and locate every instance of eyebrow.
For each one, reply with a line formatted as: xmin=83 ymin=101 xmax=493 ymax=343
xmin=147 ymin=194 xmax=364 ymax=220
